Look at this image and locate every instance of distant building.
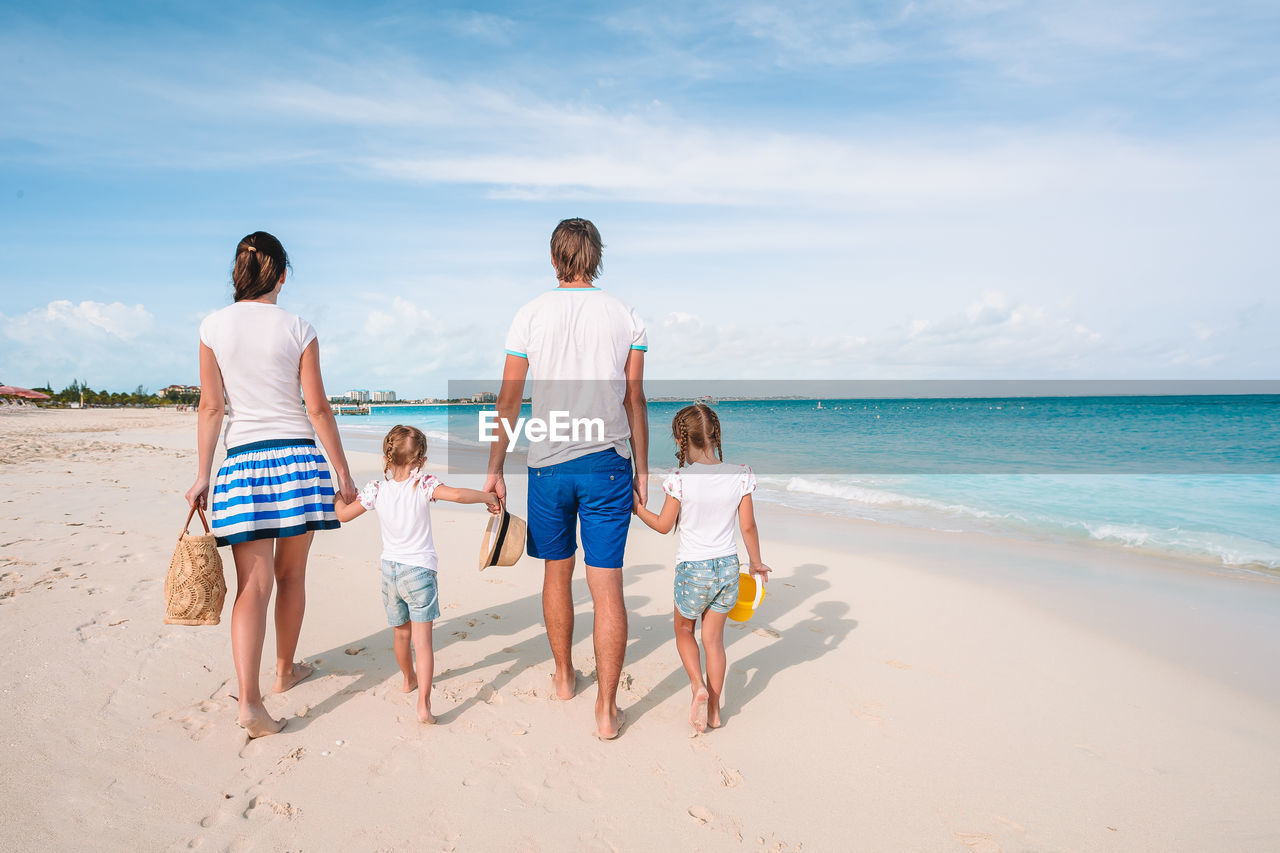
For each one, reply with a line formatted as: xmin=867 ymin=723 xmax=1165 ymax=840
xmin=157 ymin=384 xmax=200 ymax=398
xmin=346 ymin=389 xmax=371 ymax=403
xmin=471 ymin=392 xmax=497 ymax=404
xmin=371 ymin=390 xmax=397 ymax=402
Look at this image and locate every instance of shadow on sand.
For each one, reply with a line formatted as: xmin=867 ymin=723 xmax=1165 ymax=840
xmin=619 ymin=562 xmax=859 ymax=727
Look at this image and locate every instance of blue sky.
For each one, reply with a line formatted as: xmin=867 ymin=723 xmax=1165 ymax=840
xmin=1 ymin=0 xmax=1278 ymax=396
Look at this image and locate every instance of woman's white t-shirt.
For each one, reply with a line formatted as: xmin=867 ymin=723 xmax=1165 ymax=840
xmin=662 ymin=463 xmax=757 ymax=563
xmin=198 ymin=301 xmax=317 ymax=449
xmin=358 ymin=472 xmax=442 ymax=568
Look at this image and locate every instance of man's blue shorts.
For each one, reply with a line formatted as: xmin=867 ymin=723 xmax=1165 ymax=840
xmin=527 ymin=449 xmax=633 ymax=569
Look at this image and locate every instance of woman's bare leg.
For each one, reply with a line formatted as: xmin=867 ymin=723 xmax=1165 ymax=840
xmin=271 ymin=532 xmax=315 ymax=692
xmin=229 ymin=539 xmax=283 ymax=736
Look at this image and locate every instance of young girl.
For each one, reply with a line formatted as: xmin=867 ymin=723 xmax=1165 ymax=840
xmin=633 ymin=403 xmax=770 ymax=733
xmin=335 ymin=425 xmax=500 ymax=724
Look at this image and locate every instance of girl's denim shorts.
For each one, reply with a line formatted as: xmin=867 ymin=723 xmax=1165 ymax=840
xmin=381 ymin=560 xmax=440 ymax=625
xmin=674 ymin=554 xmax=739 ymax=619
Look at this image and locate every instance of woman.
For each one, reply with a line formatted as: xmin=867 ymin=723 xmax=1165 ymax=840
xmin=186 ymin=231 xmax=357 ymax=737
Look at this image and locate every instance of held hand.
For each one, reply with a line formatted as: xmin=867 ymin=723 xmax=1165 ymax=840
xmin=185 ymin=478 xmax=209 ymax=509
xmin=632 ymin=491 xmax=646 ymax=516
xmin=749 ymin=562 xmax=772 ymax=584
xmin=336 ymin=474 xmax=358 ymax=506
xmin=632 ymin=472 xmax=648 ymax=507
xmin=483 ymin=473 xmax=507 ymax=507
xmin=483 ymin=492 xmax=502 ymax=514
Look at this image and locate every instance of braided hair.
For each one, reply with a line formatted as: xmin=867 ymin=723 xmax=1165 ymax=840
xmin=382 ymin=424 xmax=427 ymax=478
xmin=671 ymin=403 xmax=723 ymax=468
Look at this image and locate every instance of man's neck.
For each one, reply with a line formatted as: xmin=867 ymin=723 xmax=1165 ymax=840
xmin=556 ymin=278 xmax=596 ymax=289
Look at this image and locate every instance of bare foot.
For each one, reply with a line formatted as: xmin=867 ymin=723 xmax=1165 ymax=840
xmin=690 ymin=686 xmax=709 ymax=734
xmin=238 ymin=704 xmax=285 ymax=738
xmin=418 ymin=701 xmax=436 ymax=725
xmin=552 ymin=668 xmax=577 ymax=701
xmin=272 ymin=661 xmax=314 ymax=694
xmin=402 ymin=675 xmax=418 ymax=693
xmin=707 ymin=703 xmax=722 ymax=729
xmin=594 ymin=706 xmax=624 ymax=740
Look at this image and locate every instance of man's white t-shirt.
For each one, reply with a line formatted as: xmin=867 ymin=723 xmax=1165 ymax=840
xmin=358 ymin=472 xmax=441 ymax=568
xmin=662 ymin=463 xmax=757 ymax=563
xmin=504 ymin=287 xmax=647 ymax=468
xmin=198 ymin=301 xmax=317 ymax=449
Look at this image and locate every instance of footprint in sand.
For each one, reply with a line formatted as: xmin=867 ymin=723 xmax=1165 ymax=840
xmin=718 ymin=767 xmax=743 ymax=788
xmin=686 ymin=805 xmax=744 ymax=841
xmin=243 ymin=796 xmax=301 ymax=820
xmin=953 ymin=831 xmax=1000 ymax=853
xmin=752 ymin=627 xmax=781 ymax=639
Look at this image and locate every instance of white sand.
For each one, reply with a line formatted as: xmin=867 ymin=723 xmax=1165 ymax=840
xmin=2 ymin=408 xmax=1279 ymax=851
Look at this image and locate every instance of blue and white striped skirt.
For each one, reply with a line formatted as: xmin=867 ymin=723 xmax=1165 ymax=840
xmin=210 ymin=438 xmax=340 ymax=546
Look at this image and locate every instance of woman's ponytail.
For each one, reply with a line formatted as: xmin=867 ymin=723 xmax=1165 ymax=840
xmin=232 ymin=232 xmax=290 ymax=301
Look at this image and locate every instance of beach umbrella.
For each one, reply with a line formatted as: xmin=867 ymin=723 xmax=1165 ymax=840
xmin=0 ymin=385 xmax=51 ymax=400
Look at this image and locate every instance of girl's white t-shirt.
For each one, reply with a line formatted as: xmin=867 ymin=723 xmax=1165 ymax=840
xmin=358 ymin=472 xmax=442 ymax=568
xmin=662 ymin=462 xmax=757 ymax=563
xmin=198 ymin=301 xmax=317 ymax=449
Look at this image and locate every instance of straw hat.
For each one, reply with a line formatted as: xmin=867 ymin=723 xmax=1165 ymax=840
xmin=479 ymin=508 xmax=526 ymax=570
xmin=727 ymin=572 xmax=766 ymax=622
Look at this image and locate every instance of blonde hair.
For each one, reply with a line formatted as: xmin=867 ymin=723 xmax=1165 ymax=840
xmin=671 ymin=403 xmax=723 ymax=468
xmin=382 ymin=424 xmax=427 ymax=478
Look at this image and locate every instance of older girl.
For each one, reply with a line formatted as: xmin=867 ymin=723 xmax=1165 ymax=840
xmin=186 ymin=231 xmax=357 ymax=738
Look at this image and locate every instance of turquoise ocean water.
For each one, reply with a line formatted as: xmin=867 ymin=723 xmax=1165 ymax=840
xmin=341 ymin=396 xmax=1280 ymax=573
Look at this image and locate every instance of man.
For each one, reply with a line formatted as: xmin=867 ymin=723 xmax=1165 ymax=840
xmin=484 ymin=218 xmax=648 ymax=740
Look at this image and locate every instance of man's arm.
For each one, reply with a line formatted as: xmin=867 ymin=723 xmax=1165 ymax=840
xmin=623 ymin=349 xmax=648 ymax=504
xmin=483 ymin=353 xmax=529 ymax=506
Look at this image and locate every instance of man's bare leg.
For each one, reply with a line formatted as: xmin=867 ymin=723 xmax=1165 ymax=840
xmin=543 ymin=556 xmax=577 ymax=699
xmin=585 ymin=564 xmax=627 ymax=738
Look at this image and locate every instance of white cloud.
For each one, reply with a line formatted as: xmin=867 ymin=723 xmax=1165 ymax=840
xmin=0 ymin=300 xmax=172 ymax=391
xmin=2 ymin=300 xmax=153 ymax=342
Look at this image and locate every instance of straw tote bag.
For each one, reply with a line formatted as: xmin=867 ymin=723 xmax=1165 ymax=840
xmin=164 ymin=505 xmax=227 ymax=626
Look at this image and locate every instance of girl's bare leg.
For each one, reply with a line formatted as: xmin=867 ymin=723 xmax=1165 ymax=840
xmin=411 ymin=620 xmax=435 ymax=723
xmin=392 ymin=622 xmax=416 ymax=691
xmin=271 ymin=532 xmax=315 ymax=693
xmin=701 ymin=610 xmax=729 ymax=729
xmin=674 ymin=609 xmax=709 ymax=732
xmin=229 ymin=539 xmax=283 ymax=736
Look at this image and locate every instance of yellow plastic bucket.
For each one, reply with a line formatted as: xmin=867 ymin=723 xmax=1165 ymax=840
xmin=727 ymin=572 xmax=766 ymax=622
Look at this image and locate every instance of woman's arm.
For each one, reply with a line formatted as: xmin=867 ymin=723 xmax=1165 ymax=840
xmin=432 ymin=485 xmax=502 ymax=513
xmin=737 ymin=494 xmax=771 ymax=582
xmin=299 ymin=338 xmax=357 ymax=504
xmin=185 ymin=343 xmax=225 ymax=509
xmin=633 ymin=492 xmax=679 ymax=534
